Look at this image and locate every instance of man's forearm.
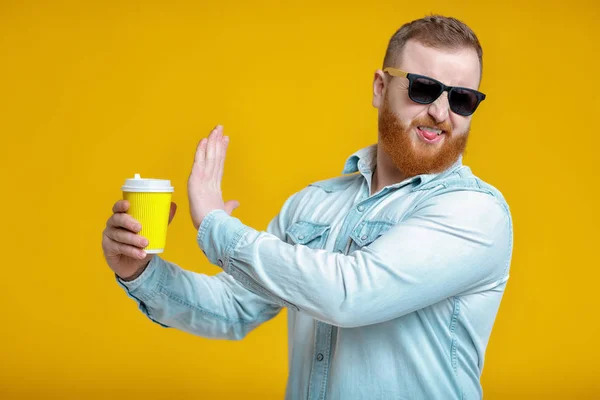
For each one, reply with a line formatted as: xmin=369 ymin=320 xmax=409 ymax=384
xmin=198 ymin=193 xmax=511 ymax=328
xmin=116 ymin=255 xmax=281 ymax=339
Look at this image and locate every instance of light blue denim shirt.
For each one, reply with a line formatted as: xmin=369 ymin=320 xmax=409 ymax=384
xmin=117 ymin=144 xmax=513 ymax=400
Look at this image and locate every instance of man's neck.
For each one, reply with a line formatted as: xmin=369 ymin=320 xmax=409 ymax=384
xmin=370 ymin=143 xmax=408 ymax=196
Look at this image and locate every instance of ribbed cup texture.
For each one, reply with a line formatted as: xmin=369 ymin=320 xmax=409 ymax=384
xmin=123 ymin=192 xmax=172 ymax=252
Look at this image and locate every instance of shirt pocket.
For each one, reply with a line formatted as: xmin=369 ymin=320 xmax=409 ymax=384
xmin=286 ymin=220 xmax=331 ymax=250
xmin=348 ymin=220 xmax=394 ymax=253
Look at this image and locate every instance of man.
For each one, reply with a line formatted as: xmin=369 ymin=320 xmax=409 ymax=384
xmin=102 ymin=15 xmax=513 ymax=400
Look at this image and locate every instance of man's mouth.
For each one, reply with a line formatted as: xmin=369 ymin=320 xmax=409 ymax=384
xmin=416 ymin=126 xmax=445 ymax=143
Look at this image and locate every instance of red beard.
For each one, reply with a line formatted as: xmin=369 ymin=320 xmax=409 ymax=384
xmin=378 ymin=99 xmax=469 ymax=178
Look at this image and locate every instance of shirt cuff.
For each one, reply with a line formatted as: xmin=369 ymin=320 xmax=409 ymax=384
xmin=115 ymin=255 xmax=163 ymax=303
xmin=196 ymin=209 xmax=251 ymax=271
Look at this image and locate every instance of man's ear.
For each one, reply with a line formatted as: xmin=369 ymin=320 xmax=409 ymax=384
xmin=372 ymin=69 xmax=387 ymax=109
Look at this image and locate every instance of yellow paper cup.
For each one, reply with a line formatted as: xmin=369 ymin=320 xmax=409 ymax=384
xmin=122 ymin=174 xmax=174 ymax=254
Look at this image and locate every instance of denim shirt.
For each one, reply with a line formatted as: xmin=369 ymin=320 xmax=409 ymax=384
xmin=117 ymin=144 xmax=513 ymax=400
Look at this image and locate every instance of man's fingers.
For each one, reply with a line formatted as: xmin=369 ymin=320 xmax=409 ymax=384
xmin=205 ymin=125 xmax=222 ymax=177
xmin=105 ymin=236 xmax=147 ymax=260
xmin=213 ymin=130 xmax=225 ymax=186
xmin=168 ymin=202 xmax=177 ymax=224
xmin=224 ymin=199 xmax=240 ymax=215
xmin=216 ymin=136 xmax=229 ymax=185
xmin=113 ymin=200 xmax=129 ymax=213
xmin=194 ymin=138 xmax=208 ymax=170
xmin=109 ymin=212 xmax=142 ymax=232
xmin=105 ymin=226 xmax=148 ymax=248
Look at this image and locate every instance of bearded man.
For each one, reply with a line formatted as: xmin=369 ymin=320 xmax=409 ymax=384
xmin=103 ymin=14 xmax=513 ymax=400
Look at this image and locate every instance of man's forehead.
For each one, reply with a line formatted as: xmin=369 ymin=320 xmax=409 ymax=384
xmin=396 ymin=40 xmax=481 ymax=89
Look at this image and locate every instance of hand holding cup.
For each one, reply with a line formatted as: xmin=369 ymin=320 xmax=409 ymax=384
xmin=102 ymin=175 xmax=177 ymax=281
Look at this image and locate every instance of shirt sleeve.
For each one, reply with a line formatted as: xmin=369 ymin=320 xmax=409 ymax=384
xmin=197 ymin=190 xmax=513 ymax=328
xmin=115 ymin=197 xmax=298 ymax=340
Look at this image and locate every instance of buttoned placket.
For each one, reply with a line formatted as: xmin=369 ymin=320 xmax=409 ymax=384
xmin=306 ymin=174 xmax=385 ymax=400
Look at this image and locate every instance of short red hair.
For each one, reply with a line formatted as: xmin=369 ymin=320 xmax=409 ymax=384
xmin=383 ymin=15 xmax=483 ymax=73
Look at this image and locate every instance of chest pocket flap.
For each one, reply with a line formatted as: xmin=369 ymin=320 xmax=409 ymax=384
xmin=350 ymin=220 xmax=394 ymax=248
xmin=286 ymin=221 xmax=331 ymax=249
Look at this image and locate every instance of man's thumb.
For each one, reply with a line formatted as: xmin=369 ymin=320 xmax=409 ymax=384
xmin=224 ymin=200 xmax=240 ymax=215
xmin=168 ymin=202 xmax=177 ymax=224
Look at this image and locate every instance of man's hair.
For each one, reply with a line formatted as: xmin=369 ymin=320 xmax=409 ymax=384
xmin=383 ymin=14 xmax=483 ymax=72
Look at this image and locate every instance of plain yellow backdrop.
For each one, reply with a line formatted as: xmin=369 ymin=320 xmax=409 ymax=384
xmin=1 ymin=0 xmax=598 ymax=398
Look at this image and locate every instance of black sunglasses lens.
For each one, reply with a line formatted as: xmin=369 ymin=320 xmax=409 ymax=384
xmin=410 ymin=77 xmax=442 ymax=104
xmin=449 ymin=89 xmax=479 ymax=116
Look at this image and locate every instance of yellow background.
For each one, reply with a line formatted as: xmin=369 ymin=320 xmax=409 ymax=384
xmin=1 ymin=0 xmax=598 ymax=398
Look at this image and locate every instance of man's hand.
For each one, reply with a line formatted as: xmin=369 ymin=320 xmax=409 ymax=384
xmin=102 ymin=200 xmax=177 ymax=281
xmin=188 ymin=125 xmax=240 ymax=231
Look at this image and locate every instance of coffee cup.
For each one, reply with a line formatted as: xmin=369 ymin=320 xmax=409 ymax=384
xmin=121 ymin=174 xmax=174 ymax=254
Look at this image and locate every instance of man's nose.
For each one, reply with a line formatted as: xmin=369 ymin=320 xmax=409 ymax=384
xmin=428 ymin=92 xmax=449 ymax=123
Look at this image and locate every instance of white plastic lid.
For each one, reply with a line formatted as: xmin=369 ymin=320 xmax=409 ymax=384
xmin=121 ymin=173 xmax=174 ymax=193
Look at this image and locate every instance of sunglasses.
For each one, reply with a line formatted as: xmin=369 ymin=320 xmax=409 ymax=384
xmin=383 ymin=67 xmax=486 ymax=116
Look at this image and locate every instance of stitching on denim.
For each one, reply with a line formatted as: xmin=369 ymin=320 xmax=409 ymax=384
xmin=355 ymin=220 xmax=394 ymax=233
xmin=309 ymin=175 xmax=358 ymax=193
xmin=449 ymin=296 xmax=461 ymax=372
xmin=313 ymin=229 xmax=330 ymax=250
xmin=308 ymin=225 xmax=331 ymax=249
xmin=228 ymin=263 xmax=300 ymax=311
xmin=319 ymin=324 xmax=334 ymax=399
xmin=197 ymin=210 xmax=218 ymax=247
xmin=307 ymin=323 xmax=322 ymax=398
xmin=407 ymin=185 xmax=501 ymax=218
xmin=155 ymin=283 xmax=275 ymax=326
xmin=350 ymin=220 xmax=394 ymax=247
xmin=135 ymin=262 xmax=163 ymax=303
xmin=343 ymin=191 xmax=397 ymax=250
xmin=286 ymin=221 xmax=331 ymax=247
xmin=135 ymin=267 xmax=163 ymax=325
xmin=230 ymin=268 xmax=273 ymax=303
xmin=309 ymin=182 xmax=334 ymax=193
xmin=155 ymin=261 xmax=275 ymax=325
xmin=224 ymin=225 xmax=251 ymax=265
xmin=412 ymin=165 xmax=465 ymax=192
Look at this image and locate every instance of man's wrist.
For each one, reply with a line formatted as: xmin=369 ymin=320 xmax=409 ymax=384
xmin=119 ymin=258 xmax=152 ymax=282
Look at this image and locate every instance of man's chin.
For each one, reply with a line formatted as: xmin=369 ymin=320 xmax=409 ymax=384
xmin=382 ymin=136 xmax=463 ymax=178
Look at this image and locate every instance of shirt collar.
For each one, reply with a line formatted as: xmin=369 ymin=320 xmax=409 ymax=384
xmin=342 ymin=144 xmax=378 ymax=175
xmin=342 ymin=143 xmax=464 ymax=189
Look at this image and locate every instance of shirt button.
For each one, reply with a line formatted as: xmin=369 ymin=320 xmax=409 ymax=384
xmin=298 ymin=234 xmax=305 ymax=240
xmin=217 ymin=259 xmax=224 ymax=267
xmin=361 ymin=235 xmax=368 ymax=241
xmin=357 ymin=205 xmax=365 ymax=212
xmin=316 ymin=353 xmax=324 ymax=361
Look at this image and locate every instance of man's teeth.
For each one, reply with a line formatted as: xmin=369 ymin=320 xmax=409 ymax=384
xmin=418 ymin=126 xmax=443 ymax=136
